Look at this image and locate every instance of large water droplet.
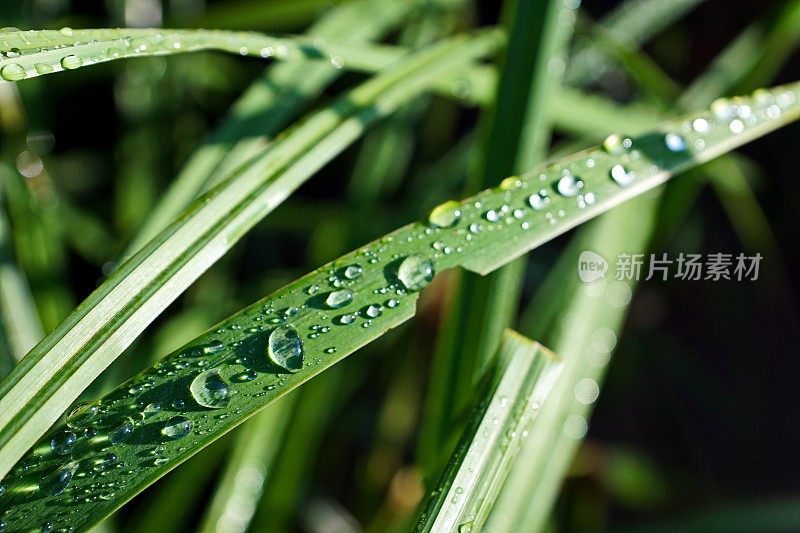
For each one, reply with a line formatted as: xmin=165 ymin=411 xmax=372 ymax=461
xmin=343 ymin=264 xmax=363 ymax=279
xmin=40 ymin=464 xmax=76 ymax=495
xmin=190 ymin=369 xmax=231 ymax=409
xmin=50 ymin=431 xmax=77 ymax=455
xmin=60 ymin=54 xmax=81 ymax=70
xmin=396 ymin=255 xmax=434 ymax=291
xmin=556 ymin=174 xmax=583 ymax=197
xmin=428 ymin=200 xmax=462 ymax=228
xmin=109 ymin=421 xmax=133 ymax=444
xmin=0 ymin=63 xmax=25 ymax=81
xmin=267 ymin=325 xmax=304 ymax=372
xmin=325 ymin=289 xmax=353 ymax=309
xmin=66 ymin=402 xmax=99 ymax=428
xmin=161 ymin=416 xmax=192 ymax=440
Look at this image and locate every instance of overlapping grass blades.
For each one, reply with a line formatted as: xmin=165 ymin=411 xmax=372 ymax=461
xmin=0 ymin=28 xmax=504 ymax=481
xmin=0 ymin=82 xmax=797 ymax=530
xmin=414 ymin=330 xmax=563 ymax=532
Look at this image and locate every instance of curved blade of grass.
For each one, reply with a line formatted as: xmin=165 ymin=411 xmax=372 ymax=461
xmin=0 ymin=82 xmax=796 ymax=530
xmin=0 ymin=185 xmax=43 ymax=360
xmin=0 ymin=29 xmax=504 ymax=481
xmin=414 ymin=330 xmax=563 ymax=533
xmin=196 ymin=396 xmax=294 ymax=533
xmin=0 ymin=27 xmax=408 ymax=82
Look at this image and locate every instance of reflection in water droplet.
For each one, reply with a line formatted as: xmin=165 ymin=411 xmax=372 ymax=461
xmin=41 ymin=463 xmax=76 ymax=495
xmin=267 ymin=325 xmax=304 ymax=372
xmin=325 ymin=289 xmax=353 ymax=309
xmin=162 ymin=416 xmax=192 ymax=440
xmin=396 ymin=255 xmax=434 ymax=291
xmin=190 ymin=369 xmax=231 ymax=409
xmin=428 ymin=200 xmax=461 ymax=228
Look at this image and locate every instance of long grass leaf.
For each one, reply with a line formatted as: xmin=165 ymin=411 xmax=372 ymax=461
xmin=0 ymin=28 xmax=504 ymax=480
xmin=414 ymin=330 xmax=563 ymax=532
xmin=0 ymin=82 xmax=796 ymax=530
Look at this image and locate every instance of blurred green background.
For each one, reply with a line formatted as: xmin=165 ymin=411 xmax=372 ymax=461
xmin=0 ymin=0 xmax=799 ymax=531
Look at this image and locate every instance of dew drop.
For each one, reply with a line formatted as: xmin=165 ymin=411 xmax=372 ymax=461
xmin=556 ymin=174 xmax=583 ymax=197
xmin=41 ymin=464 xmax=76 ymax=495
xmin=325 ymin=289 xmax=353 ymax=309
xmin=386 ymin=298 xmax=400 ymax=308
xmin=428 ymin=200 xmax=461 ymax=228
xmin=58 ymin=27 xmax=74 ymax=36
xmin=34 ymin=63 xmax=53 ymax=75
xmin=484 ymin=209 xmax=501 ymax=222
xmin=692 ymin=118 xmax=710 ymax=133
xmin=396 ymin=255 xmax=434 ymax=291
xmin=602 ymin=134 xmax=628 ymax=154
xmin=50 ymin=431 xmax=77 ymax=455
xmin=161 ymin=416 xmax=192 ymax=440
xmin=343 ymin=264 xmax=363 ymax=279
xmin=232 ymin=370 xmax=258 ymax=382
xmin=528 ymin=191 xmax=550 ymax=210
xmin=66 ymin=402 xmax=99 ymax=428
xmin=664 ymin=132 xmax=686 ymax=152
xmin=0 ymin=63 xmax=25 ymax=81
xmin=59 ymin=54 xmax=81 ymax=70
xmin=267 ymin=325 xmax=304 ymax=372
xmin=729 ymin=119 xmax=745 ymax=134
xmin=337 ymin=313 xmax=356 ymax=325
xmin=203 ymin=339 xmax=224 ymax=354
xmin=109 ymin=421 xmax=133 ymax=444
xmin=190 ymin=369 xmax=231 ymax=409
xmin=610 ymin=164 xmax=635 ymax=186
xmin=364 ymin=304 xmax=382 ymax=318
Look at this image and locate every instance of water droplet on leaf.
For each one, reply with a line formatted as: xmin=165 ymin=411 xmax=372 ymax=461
xmin=325 ymin=289 xmax=353 ymax=309
xmin=428 ymin=200 xmax=461 ymax=228
xmin=190 ymin=369 xmax=231 ymax=409
xmin=161 ymin=416 xmax=192 ymax=440
xmin=267 ymin=325 xmax=304 ymax=372
xmin=396 ymin=255 xmax=434 ymax=291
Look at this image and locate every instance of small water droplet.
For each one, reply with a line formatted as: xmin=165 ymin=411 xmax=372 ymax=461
xmin=109 ymin=421 xmax=133 ymax=444
xmin=60 ymin=54 xmax=81 ymax=70
xmin=230 ymin=370 xmax=256 ymax=384
xmin=325 ymin=289 xmax=353 ymax=309
xmin=528 ymin=191 xmax=550 ymax=210
xmin=610 ymin=164 xmax=635 ymax=186
xmin=664 ymin=132 xmax=686 ymax=152
xmin=692 ymin=118 xmax=710 ymax=133
xmin=556 ymin=174 xmax=583 ymax=197
xmin=267 ymin=325 xmax=304 ymax=372
xmin=602 ymin=133 xmax=629 ymax=154
xmin=161 ymin=416 xmax=192 ymax=440
xmin=729 ymin=119 xmax=745 ymax=134
xmin=203 ymin=339 xmax=224 ymax=354
xmin=364 ymin=304 xmax=382 ymax=318
xmin=428 ymin=200 xmax=461 ymax=227
xmin=59 ymin=27 xmax=74 ymax=36
xmin=40 ymin=463 xmax=76 ymax=495
xmin=396 ymin=255 xmax=434 ymax=291
xmin=190 ymin=369 xmax=231 ymax=409
xmin=386 ymin=298 xmax=400 ymax=308
xmin=337 ymin=313 xmax=356 ymax=325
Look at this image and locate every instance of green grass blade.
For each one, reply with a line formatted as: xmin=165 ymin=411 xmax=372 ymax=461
xmin=0 ymin=28 xmax=504 ymax=481
xmin=0 ymin=27 xmax=410 ymax=82
xmin=0 ymin=82 xmax=796 ymax=530
xmin=414 ymin=330 xmax=563 ymax=532
xmin=197 ymin=395 xmax=294 ymax=533
xmin=417 ymin=0 xmax=576 ymax=473
xmin=0 ymin=186 xmax=43 ymax=360
xmin=488 ymin=195 xmax=661 ymax=532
